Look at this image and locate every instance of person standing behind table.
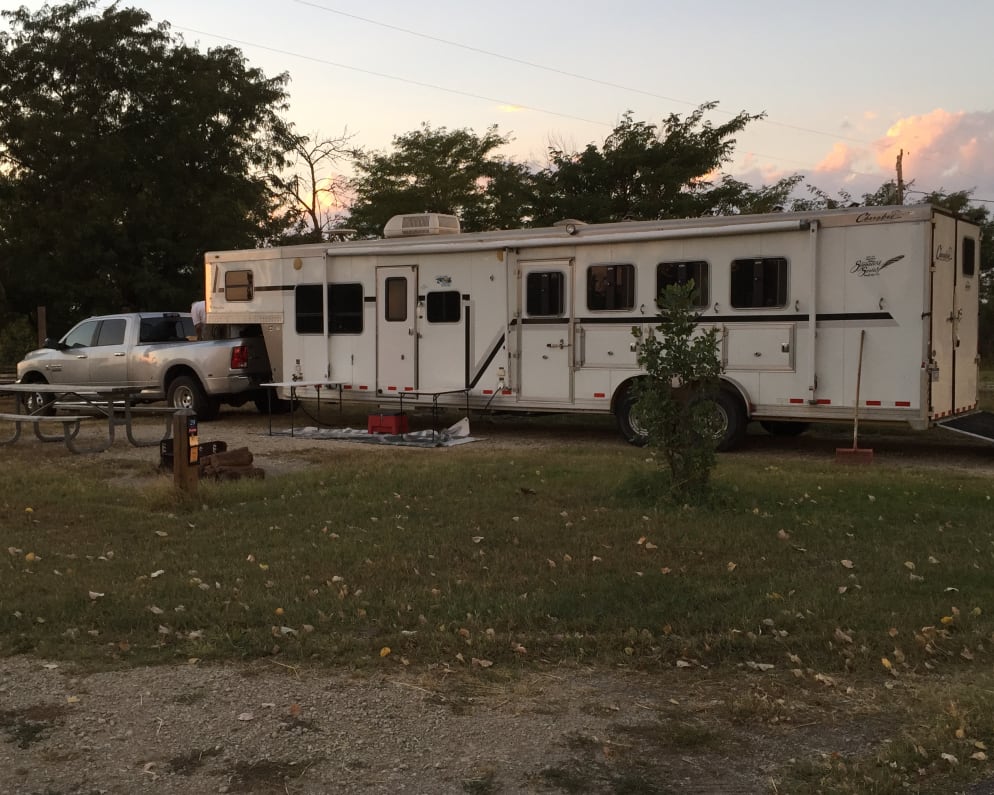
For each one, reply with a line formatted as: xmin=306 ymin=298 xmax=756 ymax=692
xmin=191 ymin=300 xmax=206 ymax=340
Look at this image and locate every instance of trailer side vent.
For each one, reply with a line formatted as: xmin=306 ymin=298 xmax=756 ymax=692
xmin=383 ymin=213 xmax=461 ymax=238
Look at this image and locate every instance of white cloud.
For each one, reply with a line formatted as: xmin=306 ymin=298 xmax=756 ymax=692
xmin=730 ymin=109 xmax=994 ymax=205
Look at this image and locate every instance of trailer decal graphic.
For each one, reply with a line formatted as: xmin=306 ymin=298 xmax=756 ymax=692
xmin=851 ymin=254 xmax=905 ymax=276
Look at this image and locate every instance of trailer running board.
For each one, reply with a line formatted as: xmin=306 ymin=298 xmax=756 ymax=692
xmin=937 ymin=412 xmax=994 ymax=444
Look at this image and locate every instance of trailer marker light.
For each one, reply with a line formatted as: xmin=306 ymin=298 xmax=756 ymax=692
xmin=816 ymin=399 xmax=831 ymax=405
xmin=387 ymin=386 xmax=397 ymax=391
xmin=482 ymin=389 xmax=494 ymax=395
xmin=359 ymin=385 xmax=369 ymax=390
xmin=865 ymin=400 xmax=881 ymax=406
xmin=594 ymin=392 xmax=606 ymax=398
xmin=501 ymin=389 xmax=513 ymax=395
xmin=789 ymin=398 xmax=804 ymax=404
xmin=343 ymin=385 xmax=353 ymax=390
xmin=404 ymin=387 xmax=414 ymax=391
xmin=896 ymin=401 xmax=911 ymax=407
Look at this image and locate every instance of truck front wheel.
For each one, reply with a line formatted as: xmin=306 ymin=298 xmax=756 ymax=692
xmin=167 ymin=375 xmax=220 ymax=420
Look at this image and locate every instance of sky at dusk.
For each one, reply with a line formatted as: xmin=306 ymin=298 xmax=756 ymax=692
xmin=4 ymin=0 xmax=994 ymax=210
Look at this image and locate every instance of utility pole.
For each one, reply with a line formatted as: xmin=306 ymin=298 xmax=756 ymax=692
xmin=895 ymin=149 xmax=905 ymax=204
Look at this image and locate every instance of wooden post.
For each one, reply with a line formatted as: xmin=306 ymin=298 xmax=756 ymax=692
xmin=36 ymin=306 xmax=47 ymax=348
xmin=172 ymin=409 xmax=199 ymax=492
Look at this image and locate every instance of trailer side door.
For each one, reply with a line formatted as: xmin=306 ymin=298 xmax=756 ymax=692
xmin=516 ymin=259 xmax=573 ymax=402
xmin=929 ymin=214 xmax=978 ymax=417
xmin=376 ymin=265 xmax=418 ymax=394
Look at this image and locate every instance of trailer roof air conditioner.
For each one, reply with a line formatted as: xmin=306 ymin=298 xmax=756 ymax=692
xmin=383 ymin=213 xmax=461 ymax=238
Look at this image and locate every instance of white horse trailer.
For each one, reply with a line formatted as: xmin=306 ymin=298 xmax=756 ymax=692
xmin=204 ymin=205 xmax=988 ymax=449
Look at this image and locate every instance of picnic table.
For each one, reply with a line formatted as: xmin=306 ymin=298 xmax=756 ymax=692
xmin=0 ymin=383 xmax=175 ymax=454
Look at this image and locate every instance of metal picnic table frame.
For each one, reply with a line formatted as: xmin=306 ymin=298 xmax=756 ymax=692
xmin=262 ymin=380 xmax=471 ymax=437
xmin=0 ymin=383 xmax=175 ymax=454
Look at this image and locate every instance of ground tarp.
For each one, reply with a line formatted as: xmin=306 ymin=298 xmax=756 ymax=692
xmin=269 ymin=417 xmax=476 ymax=448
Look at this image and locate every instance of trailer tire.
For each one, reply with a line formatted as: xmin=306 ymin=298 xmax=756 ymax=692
xmin=616 ymin=389 xmax=649 ymax=447
xmin=708 ymin=390 xmax=747 ymax=452
xmin=167 ymin=375 xmax=220 ymax=421
xmin=760 ymin=420 xmax=810 ymax=437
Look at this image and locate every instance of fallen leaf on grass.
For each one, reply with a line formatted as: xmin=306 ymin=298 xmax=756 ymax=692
xmin=471 ymin=657 xmax=493 ymax=668
xmin=88 ymin=591 xmax=104 ymax=600
xmin=237 ymin=712 xmax=254 ymax=721
xmin=380 ymin=646 xmax=391 ymax=657
xmin=841 ymin=560 xmax=854 ymax=569
xmin=941 ymin=753 xmax=958 ymax=765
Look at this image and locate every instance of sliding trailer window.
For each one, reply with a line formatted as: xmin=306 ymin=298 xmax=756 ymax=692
xmin=426 ymin=290 xmax=461 ymax=323
xmin=295 ymin=283 xmax=364 ymax=334
xmin=586 ymin=263 xmax=635 ymax=311
xmin=730 ymin=257 xmax=789 ymax=309
xmin=656 ymin=261 xmax=709 ymax=308
xmin=224 ymin=269 xmax=254 ymax=301
xmin=526 ymin=271 xmax=566 ymax=316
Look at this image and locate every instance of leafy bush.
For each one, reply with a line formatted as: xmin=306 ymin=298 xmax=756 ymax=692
xmin=633 ymin=283 xmax=721 ymax=504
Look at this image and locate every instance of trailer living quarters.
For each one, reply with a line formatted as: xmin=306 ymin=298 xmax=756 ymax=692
xmin=204 ymin=205 xmax=988 ymax=449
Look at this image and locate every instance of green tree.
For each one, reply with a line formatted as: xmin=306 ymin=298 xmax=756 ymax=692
xmin=632 ymin=283 xmax=722 ymax=505
xmin=532 ymin=104 xmax=764 ymax=225
xmin=346 ymin=123 xmax=535 ymax=237
xmin=0 ymin=0 xmax=296 ymax=332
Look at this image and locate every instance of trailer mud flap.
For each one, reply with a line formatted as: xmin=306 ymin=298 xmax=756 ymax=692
xmin=937 ymin=412 xmax=994 ymax=443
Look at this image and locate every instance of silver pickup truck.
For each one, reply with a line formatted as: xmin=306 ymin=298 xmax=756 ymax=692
xmin=15 ymin=312 xmax=275 ymax=419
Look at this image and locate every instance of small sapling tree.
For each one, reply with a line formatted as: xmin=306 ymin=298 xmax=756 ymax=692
xmin=633 ymin=282 xmax=722 ymax=503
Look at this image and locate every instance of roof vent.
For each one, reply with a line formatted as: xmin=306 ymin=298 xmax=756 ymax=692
xmin=383 ymin=213 xmax=461 ymax=238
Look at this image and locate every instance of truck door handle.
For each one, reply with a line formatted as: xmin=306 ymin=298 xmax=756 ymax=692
xmin=546 ymin=339 xmax=571 ymax=349
xmin=114 ymin=352 xmax=126 ymax=357
xmin=76 ymin=354 xmax=88 ymax=359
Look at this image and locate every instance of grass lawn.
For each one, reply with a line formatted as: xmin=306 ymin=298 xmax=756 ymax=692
xmin=2 ymin=400 xmax=994 ymax=792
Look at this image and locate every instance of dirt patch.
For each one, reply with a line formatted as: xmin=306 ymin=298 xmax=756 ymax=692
xmin=0 ymin=655 xmax=907 ymax=795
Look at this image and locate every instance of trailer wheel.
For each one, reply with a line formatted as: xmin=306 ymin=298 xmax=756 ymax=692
xmin=706 ymin=390 xmax=748 ymax=452
xmin=760 ymin=420 xmax=810 ymax=437
xmin=167 ymin=375 xmax=220 ymax=420
xmin=616 ymin=389 xmax=649 ymax=447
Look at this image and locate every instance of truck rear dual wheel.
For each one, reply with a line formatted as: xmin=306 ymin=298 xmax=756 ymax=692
xmin=167 ymin=376 xmax=220 ymax=421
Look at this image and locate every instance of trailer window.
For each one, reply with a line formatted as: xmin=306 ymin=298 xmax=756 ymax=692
xmin=526 ymin=271 xmax=565 ymax=316
xmin=385 ymin=277 xmax=408 ymax=322
xmin=225 ymin=269 xmax=254 ymax=301
xmin=963 ymin=237 xmax=976 ymax=278
xmin=426 ymin=290 xmax=461 ymax=323
xmin=294 ymin=284 xmax=324 ymax=334
xmin=329 ymin=283 xmax=363 ymax=334
xmin=730 ymin=257 xmax=788 ymax=308
xmin=657 ymin=261 xmax=709 ymax=307
xmin=587 ymin=264 xmax=635 ymax=311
